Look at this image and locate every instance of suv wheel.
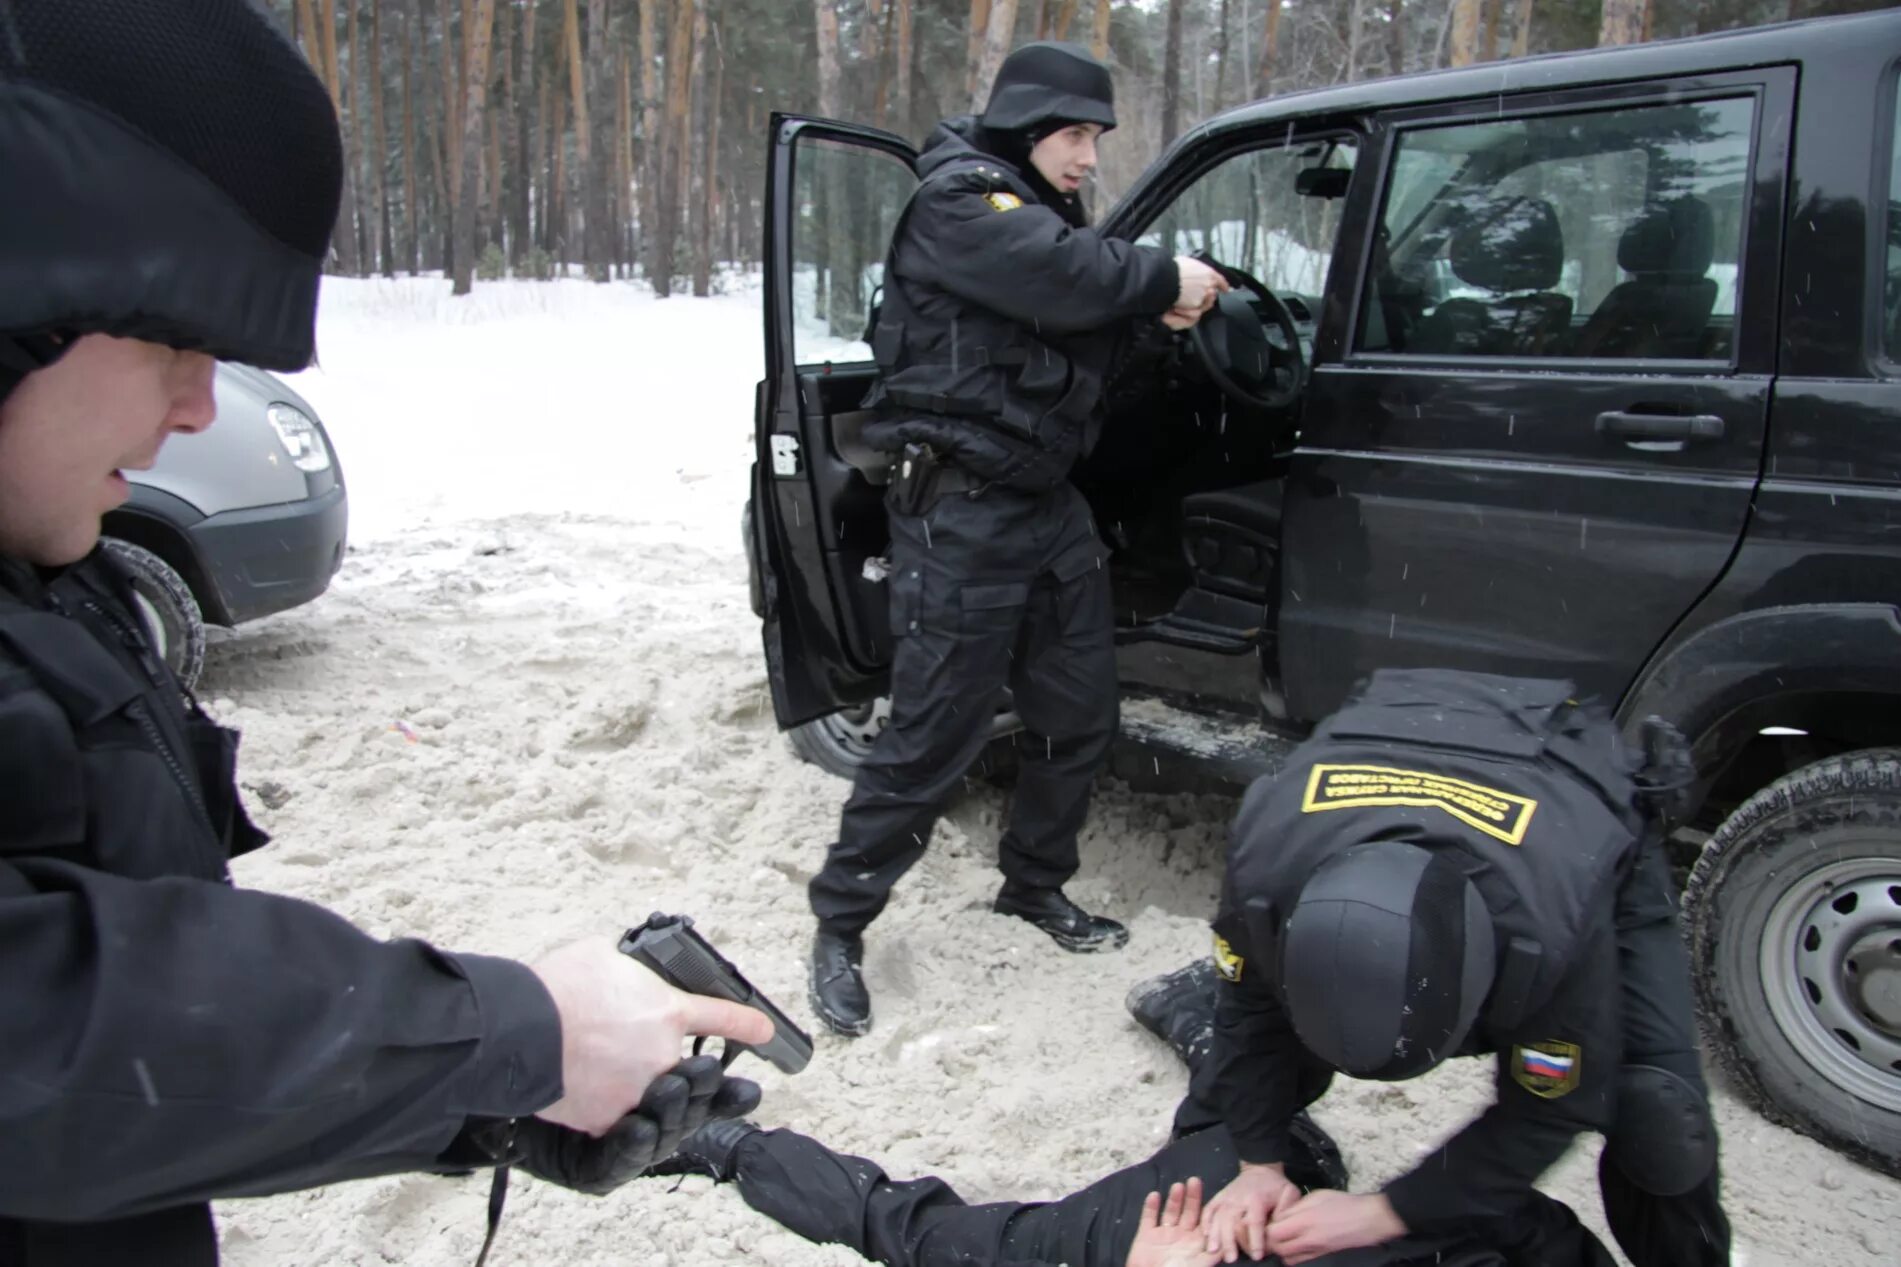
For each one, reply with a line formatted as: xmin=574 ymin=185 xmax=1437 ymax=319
xmin=103 ymin=538 xmax=207 ymax=692
xmin=788 ymin=697 xmax=891 ymax=779
xmin=1685 ymin=748 xmax=1901 ymax=1177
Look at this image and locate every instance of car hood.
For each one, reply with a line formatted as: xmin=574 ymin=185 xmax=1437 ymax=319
xmin=127 ymin=363 xmax=330 ymax=516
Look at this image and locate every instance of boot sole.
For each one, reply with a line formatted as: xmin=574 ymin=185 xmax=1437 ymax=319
xmin=807 ymin=981 xmax=872 ymax=1038
xmin=1043 ymin=924 xmax=1132 ymax=954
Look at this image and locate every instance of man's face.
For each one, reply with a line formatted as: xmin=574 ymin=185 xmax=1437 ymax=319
xmin=0 ymin=334 xmax=216 ymax=566
xmin=1028 ymin=122 xmax=1103 ymax=195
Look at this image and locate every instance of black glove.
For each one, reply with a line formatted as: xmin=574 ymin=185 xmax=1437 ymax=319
xmin=445 ymin=1054 xmax=762 ymax=1196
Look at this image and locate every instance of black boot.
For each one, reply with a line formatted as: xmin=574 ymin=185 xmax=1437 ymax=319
xmin=809 ymin=927 xmax=872 ymax=1037
xmin=646 ymin=1118 xmax=761 ymax=1182
xmin=993 ymin=884 xmax=1129 ymax=952
xmin=1125 ymin=959 xmax=1220 ymax=1068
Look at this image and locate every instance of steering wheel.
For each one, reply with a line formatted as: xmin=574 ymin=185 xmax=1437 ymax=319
xmin=1185 ymin=260 xmax=1307 ymax=411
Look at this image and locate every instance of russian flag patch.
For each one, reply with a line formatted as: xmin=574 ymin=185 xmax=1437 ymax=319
xmin=1511 ymin=1040 xmax=1582 ymax=1098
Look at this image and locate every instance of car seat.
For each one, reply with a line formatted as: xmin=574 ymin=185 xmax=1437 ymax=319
xmin=1409 ymin=194 xmax=1573 ymax=356
xmin=1571 ymin=197 xmax=1719 ymax=359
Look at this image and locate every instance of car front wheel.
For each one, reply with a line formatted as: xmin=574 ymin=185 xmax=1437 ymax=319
xmin=787 ymin=697 xmax=891 ymax=779
xmin=103 ymin=538 xmax=207 ymax=691
xmin=1685 ymin=748 xmax=1901 ymax=1178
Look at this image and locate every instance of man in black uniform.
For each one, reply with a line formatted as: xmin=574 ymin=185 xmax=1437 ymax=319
xmin=808 ymin=40 xmax=1230 ymax=1036
xmin=648 ymin=983 xmax=1616 ymax=1267
xmin=1184 ymin=670 xmax=1728 ymax=1267
xmin=0 ymin=5 xmax=768 ymax=1263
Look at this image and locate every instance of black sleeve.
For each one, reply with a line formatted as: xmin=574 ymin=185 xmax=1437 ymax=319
xmin=0 ymin=856 xmax=563 ymax=1222
xmin=903 ymin=175 xmax=1181 ymax=334
xmin=1382 ymin=925 xmax=1622 ymax=1234
xmin=1203 ymin=902 xmax=1308 ymax=1166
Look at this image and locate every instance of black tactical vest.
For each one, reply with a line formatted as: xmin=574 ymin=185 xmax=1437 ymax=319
xmin=862 ymin=159 xmax=1112 ymax=491
xmin=1228 ymin=670 xmax=1647 ymax=1031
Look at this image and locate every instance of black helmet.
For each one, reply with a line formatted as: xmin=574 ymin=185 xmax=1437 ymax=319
xmin=1280 ymin=841 xmax=1496 ymax=1080
xmin=979 ymin=41 xmax=1116 ymax=135
xmin=0 ymin=0 xmax=342 ymax=393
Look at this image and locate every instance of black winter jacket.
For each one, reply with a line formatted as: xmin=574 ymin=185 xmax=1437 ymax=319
xmin=0 ymin=552 xmax=561 ymax=1266
xmin=1205 ymin=670 xmax=1651 ymax=1236
xmin=862 ymin=116 xmax=1179 ymax=490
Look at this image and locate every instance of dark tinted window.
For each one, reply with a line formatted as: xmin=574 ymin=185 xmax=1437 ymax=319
xmin=1360 ymin=97 xmax=1755 ymax=361
xmin=1885 ymin=87 xmax=1901 ymax=360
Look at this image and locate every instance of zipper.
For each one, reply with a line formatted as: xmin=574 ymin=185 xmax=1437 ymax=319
xmin=80 ymin=596 xmax=220 ymax=844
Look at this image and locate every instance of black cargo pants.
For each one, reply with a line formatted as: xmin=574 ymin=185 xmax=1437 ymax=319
xmin=723 ymin=1124 xmax=1611 ymax=1267
xmin=809 ymin=480 xmax=1117 ymax=937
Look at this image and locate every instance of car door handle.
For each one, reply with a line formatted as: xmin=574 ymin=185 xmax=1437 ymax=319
xmin=1595 ymin=411 xmax=1726 ymax=441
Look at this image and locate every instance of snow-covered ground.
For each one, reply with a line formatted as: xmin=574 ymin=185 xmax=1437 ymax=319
xmin=200 ymin=276 xmax=1893 ymax=1266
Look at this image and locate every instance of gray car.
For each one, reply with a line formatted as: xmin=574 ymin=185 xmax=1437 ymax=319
xmin=107 ymin=363 xmax=347 ymax=689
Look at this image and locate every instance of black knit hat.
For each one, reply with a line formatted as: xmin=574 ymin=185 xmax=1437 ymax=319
xmin=980 ymin=41 xmax=1116 ymax=135
xmin=0 ymin=0 xmax=342 ymax=382
xmin=1280 ymin=841 xmax=1497 ymax=1080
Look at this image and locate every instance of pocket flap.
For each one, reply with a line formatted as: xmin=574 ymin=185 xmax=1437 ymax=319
xmin=1051 ymin=538 xmax=1105 ymax=584
xmin=960 ymin=581 xmax=1030 ymax=611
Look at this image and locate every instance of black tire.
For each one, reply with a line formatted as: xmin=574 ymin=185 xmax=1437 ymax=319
xmin=787 ymin=697 xmax=891 ymax=780
xmin=102 ymin=538 xmax=206 ymax=691
xmin=1684 ymin=748 xmax=1901 ymax=1177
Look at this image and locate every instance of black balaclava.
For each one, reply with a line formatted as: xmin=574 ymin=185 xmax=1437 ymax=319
xmin=1279 ymin=841 xmax=1498 ymax=1080
xmin=976 ymin=41 xmax=1116 ymax=229
xmin=0 ymin=0 xmax=342 ymax=404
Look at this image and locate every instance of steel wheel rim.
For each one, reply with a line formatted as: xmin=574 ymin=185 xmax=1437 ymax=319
xmin=1758 ymin=846 xmax=1901 ymax=1111
xmin=815 ymin=697 xmax=890 ymax=758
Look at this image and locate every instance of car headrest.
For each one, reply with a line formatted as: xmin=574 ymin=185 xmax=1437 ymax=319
xmin=1449 ymin=195 xmax=1564 ymax=294
xmin=1618 ymin=198 xmax=1716 ymax=278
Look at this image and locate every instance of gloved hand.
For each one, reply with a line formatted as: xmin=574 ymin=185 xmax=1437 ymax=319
xmin=519 ymin=1053 xmax=762 ymax=1195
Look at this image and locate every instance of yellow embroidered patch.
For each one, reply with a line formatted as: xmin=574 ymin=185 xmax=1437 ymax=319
xmin=984 ymin=191 xmax=1024 ymax=212
xmin=1212 ymin=933 xmax=1244 ymax=982
xmin=1300 ymin=763 xmax=1538 ymax=846
xmin=1511 ymin=1040 xmax=1582 ymax=1098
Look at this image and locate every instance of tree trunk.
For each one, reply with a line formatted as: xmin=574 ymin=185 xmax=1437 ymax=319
xmin=1090 ymin=0 xmax=1110 ymax=59
xmin=1253 ymin=0 xmax=1282 ymax=98
xmin=1051 ymin=0 xmax=1078 ymax=41
xmin=892 ymin=0 xmax=913 ymax=136
xmin=538 ymin=73 xmax=555 ymax=254
xmin=1388 ymin=0 xmax=1406 ymax=74
xmin=438 ymin=0 xmax=459 ymax=271
xmin=584 ymin=0 xmax=612 ymax=282
xmin=1213 ymin=0 xmax=1232 ymax=112
xmin=652 ymin=0 xmax=695 ymax=296
xmin=1161 ymin=0 xmax=1184 ymax=143
xmin=320 ymin=0 xmax=361 ymax=273
xmin=1481 ymin=0 xmax=1502 ymax=63
xmin=690 ymin=5 xmax=714 ymax=296
xmin=1598 ymin=0 xmax=1647 ymax=47
xmin=638 ymin=0 xmax=660 ymax=283
xmin=617 ymin=42 xmax=632 ymax=279
xmin=1509 ymin=0 xmax=1535 ymax=59
xmin=1448 ymin=0 xmax=1483 ymax=66
xmin=513 ymin=0 xmax=538 ymax=270
xmin=403 ymin=1 xmax=419 ymax=272
xmin=371 ymin=1 xmax=393 ymax=277
xmin=813 ymin=1 xmax=841 ymax=118
xmin=451 ymin=0 xmax=498 ymax=294
xmin=965 ymin=0 xmax=991 ymax=108
xmin=972 ymin=0 xmax=1018 ymax=114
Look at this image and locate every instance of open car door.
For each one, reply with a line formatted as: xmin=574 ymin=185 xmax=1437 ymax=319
xmin=752 ymin=113 xmax=918 ymax=727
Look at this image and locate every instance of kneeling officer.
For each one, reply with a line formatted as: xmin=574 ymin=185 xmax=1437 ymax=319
xmin=1188 ymin=669 xmax=1730 ymax=1267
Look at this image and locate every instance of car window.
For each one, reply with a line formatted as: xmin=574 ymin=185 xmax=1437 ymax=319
xmin=1135 ymin=138 xmax=1358 ymax=307
xmin=1886 ymin=85 xmax=1901 ymax=361
xmin=792 ymin=137 xmax=915 ymax=366
xmin=1359 ymin=96 xmax=1755 ymax=361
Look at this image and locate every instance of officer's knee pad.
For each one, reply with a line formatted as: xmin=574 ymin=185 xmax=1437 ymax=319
xmin=1605 ymin=1064 xmax=1718 ymax=1196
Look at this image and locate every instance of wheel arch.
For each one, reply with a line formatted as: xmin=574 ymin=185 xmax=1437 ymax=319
xmin=1617 ymin=604 xmax=1901 ymax=825
xmin=103 ymin=490 xmax=231 ymax=627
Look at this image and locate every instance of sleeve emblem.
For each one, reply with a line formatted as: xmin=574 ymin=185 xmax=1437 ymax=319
xmin=1212 ymin=933 xmax=1245 ymax=982
xmin=984 ymin=191 xmax=1024 ymax=212
xmin=1511 ymin=1040 xmax=1582 ymax=1098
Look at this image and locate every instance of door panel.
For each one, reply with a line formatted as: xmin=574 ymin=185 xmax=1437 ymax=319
xmin=756 ymin=114 xmax=916 ymax=726
xmin=1282 ymin=70 xmax=1793 ymax=723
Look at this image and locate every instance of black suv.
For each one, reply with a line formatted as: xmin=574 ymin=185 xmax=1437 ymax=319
xmin=745 ymin=10 xmax=1901 ymax=1177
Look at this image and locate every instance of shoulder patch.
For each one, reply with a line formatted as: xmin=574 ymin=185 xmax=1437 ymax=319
xmin=1212 ymin=933 xmax=1244 ymax=982
xmin=984 ymin=191 xmax=1024 ymax=213
xmin=1511 ymin=1040 xmax=1582 ymax=1098
xmin=1300 ymin=763 xmax=1537 ymax=846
